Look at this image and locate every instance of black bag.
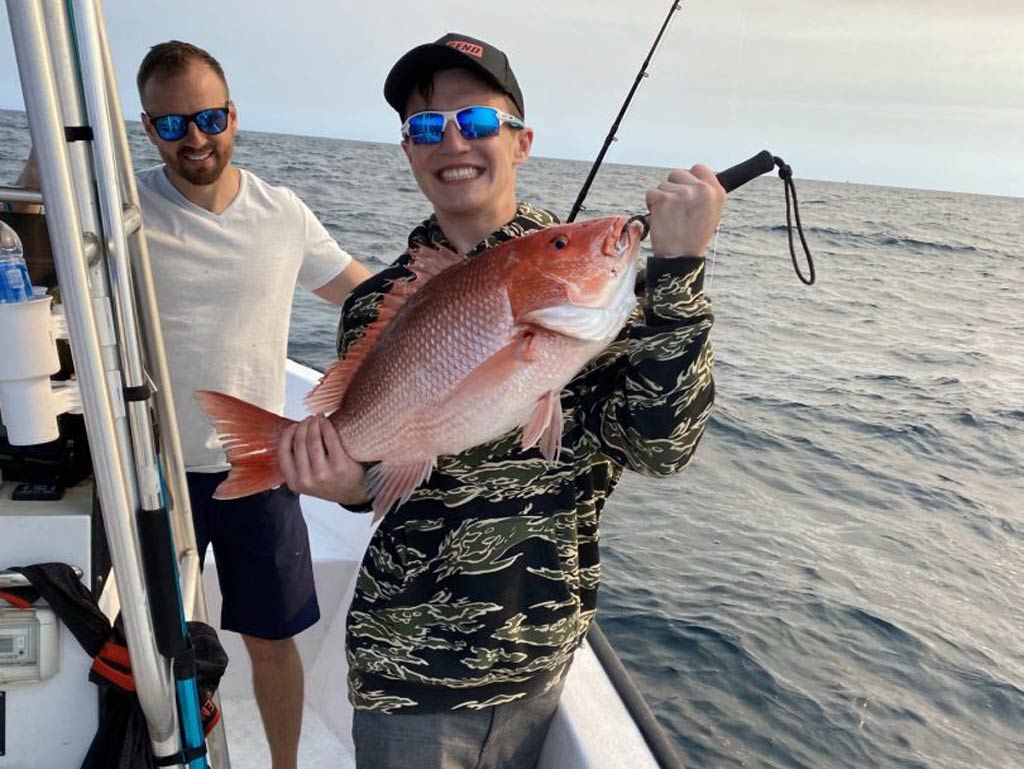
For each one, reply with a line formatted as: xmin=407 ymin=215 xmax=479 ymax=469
xmin=6 ymin=563 xmax=228 ymax=769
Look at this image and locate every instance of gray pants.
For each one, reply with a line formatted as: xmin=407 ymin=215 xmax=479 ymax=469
xmin=352 ymin=681 xmax=566 ymax=769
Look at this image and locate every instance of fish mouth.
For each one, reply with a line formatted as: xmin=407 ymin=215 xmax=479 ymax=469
xmin=616 ymin=215 xmax=647 ymax=254
xmin=601 ymin=215 xmax=644 ymax=272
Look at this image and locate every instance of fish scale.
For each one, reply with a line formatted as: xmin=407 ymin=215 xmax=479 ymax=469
xmin=339 ymin=262 xmax=517 ymax=460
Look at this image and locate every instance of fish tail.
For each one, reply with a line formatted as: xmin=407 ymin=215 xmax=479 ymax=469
xmin=194 ymin=389 xmax=294 ymax=499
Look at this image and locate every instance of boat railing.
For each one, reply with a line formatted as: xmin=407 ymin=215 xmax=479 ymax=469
xmin=587 ymin=622 xmax=687 ymax=769
xmin=5 ymin=1 xmax=226 ymax=766
xmin=0 ymin=185 xmax=44 ymax=206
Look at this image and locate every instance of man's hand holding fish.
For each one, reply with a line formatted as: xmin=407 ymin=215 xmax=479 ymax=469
xmin=277 ymin=414 xmax=369 ymax=507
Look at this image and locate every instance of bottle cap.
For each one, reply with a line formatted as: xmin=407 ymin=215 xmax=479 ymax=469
xmin=0 ymin=220 xmax=21 ymax=251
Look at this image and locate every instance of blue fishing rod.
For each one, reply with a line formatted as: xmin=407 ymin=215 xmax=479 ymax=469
xmin=568 ymin=0 xmax=816 ymax=284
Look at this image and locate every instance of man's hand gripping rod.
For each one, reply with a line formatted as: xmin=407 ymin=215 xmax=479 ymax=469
xmin=628 ymin=150 xmax=815 ymax=284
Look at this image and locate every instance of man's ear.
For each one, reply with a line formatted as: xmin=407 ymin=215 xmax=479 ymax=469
xmin=401 ymin=138 xmax=411 ymax=162
xmin=141 ymin=113 xmax=159 ymax=146
xmin=512 ymin=126 xmax=534 ymax=167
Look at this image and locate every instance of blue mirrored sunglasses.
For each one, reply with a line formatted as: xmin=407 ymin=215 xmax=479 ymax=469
xmin=146 ymin=105 xmax=230 ymax=142
xmin=401 ymin=105 xmax=524 ymax=145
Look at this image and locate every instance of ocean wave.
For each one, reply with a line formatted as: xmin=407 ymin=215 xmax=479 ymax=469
xmin=742 ymin=223 xmax=994 ymax=257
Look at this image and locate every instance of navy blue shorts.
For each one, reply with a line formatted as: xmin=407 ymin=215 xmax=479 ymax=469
xmin=187 ymin=471 xmax=319 ymax=640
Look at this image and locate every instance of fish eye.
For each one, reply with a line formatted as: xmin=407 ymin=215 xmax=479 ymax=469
xmin=552 ymin=235 xmax=569 ymax=250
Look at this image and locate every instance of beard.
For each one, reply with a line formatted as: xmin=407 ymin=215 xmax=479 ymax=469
xmin=162 ymin=143 xmax=232 ymax=186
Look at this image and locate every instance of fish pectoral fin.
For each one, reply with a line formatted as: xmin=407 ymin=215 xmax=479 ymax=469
xmin=444 ymin=333 xmax=534 ymax=406
xmin=512 ymin=329 xmax=538 ymax=362
xmin=366 ymin=459 xmax=437 ymax=522
xmin=520 ymin=390 xmax=563 ymax=462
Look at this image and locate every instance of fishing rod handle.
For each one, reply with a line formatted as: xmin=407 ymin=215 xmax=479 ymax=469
xmin=628 ymin=150 xmax=781 ymax=239
xmin=716 ymin=150 xmax=775 ymax=192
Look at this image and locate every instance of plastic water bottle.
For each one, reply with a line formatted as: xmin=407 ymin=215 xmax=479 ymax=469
xmin=0 ymin=220 xmax=33 ymax=303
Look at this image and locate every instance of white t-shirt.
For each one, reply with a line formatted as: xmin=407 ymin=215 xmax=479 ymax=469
xmin=138 ymin=165 xmax=351 ymax=470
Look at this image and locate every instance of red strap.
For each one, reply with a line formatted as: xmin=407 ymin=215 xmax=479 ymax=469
xmin=201 ymin=697 xmax=222 ymax=736
xmin=91 ymin=640 xmax=136 ymax=692
xmin=91 ymin=656 xmax=136 ymax=691
xmin=97 ymin=639 xmax=131 ymax=666
xmin=0 ymin=590 xmax=33 ymax=609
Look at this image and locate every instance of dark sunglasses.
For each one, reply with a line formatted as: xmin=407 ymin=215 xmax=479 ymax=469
xmin=146 ymin=105 xmax=230 ymax=142
xmin=401 ymin=105 xmax=524 ymax=145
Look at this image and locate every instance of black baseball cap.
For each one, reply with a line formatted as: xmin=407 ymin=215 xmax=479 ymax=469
xmin=384 ymin=33 xmax=525 ymax=119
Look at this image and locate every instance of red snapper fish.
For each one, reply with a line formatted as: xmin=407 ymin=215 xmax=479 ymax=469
xmin=195 ymin=215 xmax=645 ymax=520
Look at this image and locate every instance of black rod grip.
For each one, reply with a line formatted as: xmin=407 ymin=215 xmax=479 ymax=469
xmin=137 ymin=506 xmax=188 ymax=657
xmin=716 ymin=150 xmax=775 ymax=192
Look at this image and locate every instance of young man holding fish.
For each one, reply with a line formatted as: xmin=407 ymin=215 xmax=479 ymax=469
xmin=276 ymin=32 xmax=725 ymax=769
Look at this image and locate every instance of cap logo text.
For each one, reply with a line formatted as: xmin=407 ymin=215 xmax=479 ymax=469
xmin=446 ymin=41 xmax=484 ymax=58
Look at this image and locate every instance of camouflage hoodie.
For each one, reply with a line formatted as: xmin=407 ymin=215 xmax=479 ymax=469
xmin=339 ymin=202 xmax=714 ymax=713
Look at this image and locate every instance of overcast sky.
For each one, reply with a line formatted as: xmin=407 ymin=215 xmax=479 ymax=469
xmin=2 ymin=0 xmax=1022 ymax=197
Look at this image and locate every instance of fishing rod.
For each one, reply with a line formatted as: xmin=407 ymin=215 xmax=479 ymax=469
xmin=567 ymin=0 xmax=682 ymax=223
xmin=568 ymin=1 xmax=816 ymax=284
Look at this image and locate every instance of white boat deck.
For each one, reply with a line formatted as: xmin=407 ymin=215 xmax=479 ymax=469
xmin=220 ymin=697 xmax=349 ymax=768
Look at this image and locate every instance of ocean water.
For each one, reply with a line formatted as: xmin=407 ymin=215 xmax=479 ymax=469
xmin=2 ymin=109 xmax=1023 ymax=769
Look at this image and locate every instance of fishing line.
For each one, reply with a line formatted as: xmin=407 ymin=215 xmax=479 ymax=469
xmin=708 ymin=220 xmax=721 ymax=291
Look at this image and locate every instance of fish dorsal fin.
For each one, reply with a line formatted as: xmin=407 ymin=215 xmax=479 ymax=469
xmin=406 ymin=242 xmax=464 ymax=282
xmin=304 ymin=244 xmax=464 ymax=414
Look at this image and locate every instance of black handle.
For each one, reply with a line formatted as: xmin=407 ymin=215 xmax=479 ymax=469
xmin=625 ymin=149 xmax=785 ymax=241
xmin=716 ymin=150 xmax=775 ymax=192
